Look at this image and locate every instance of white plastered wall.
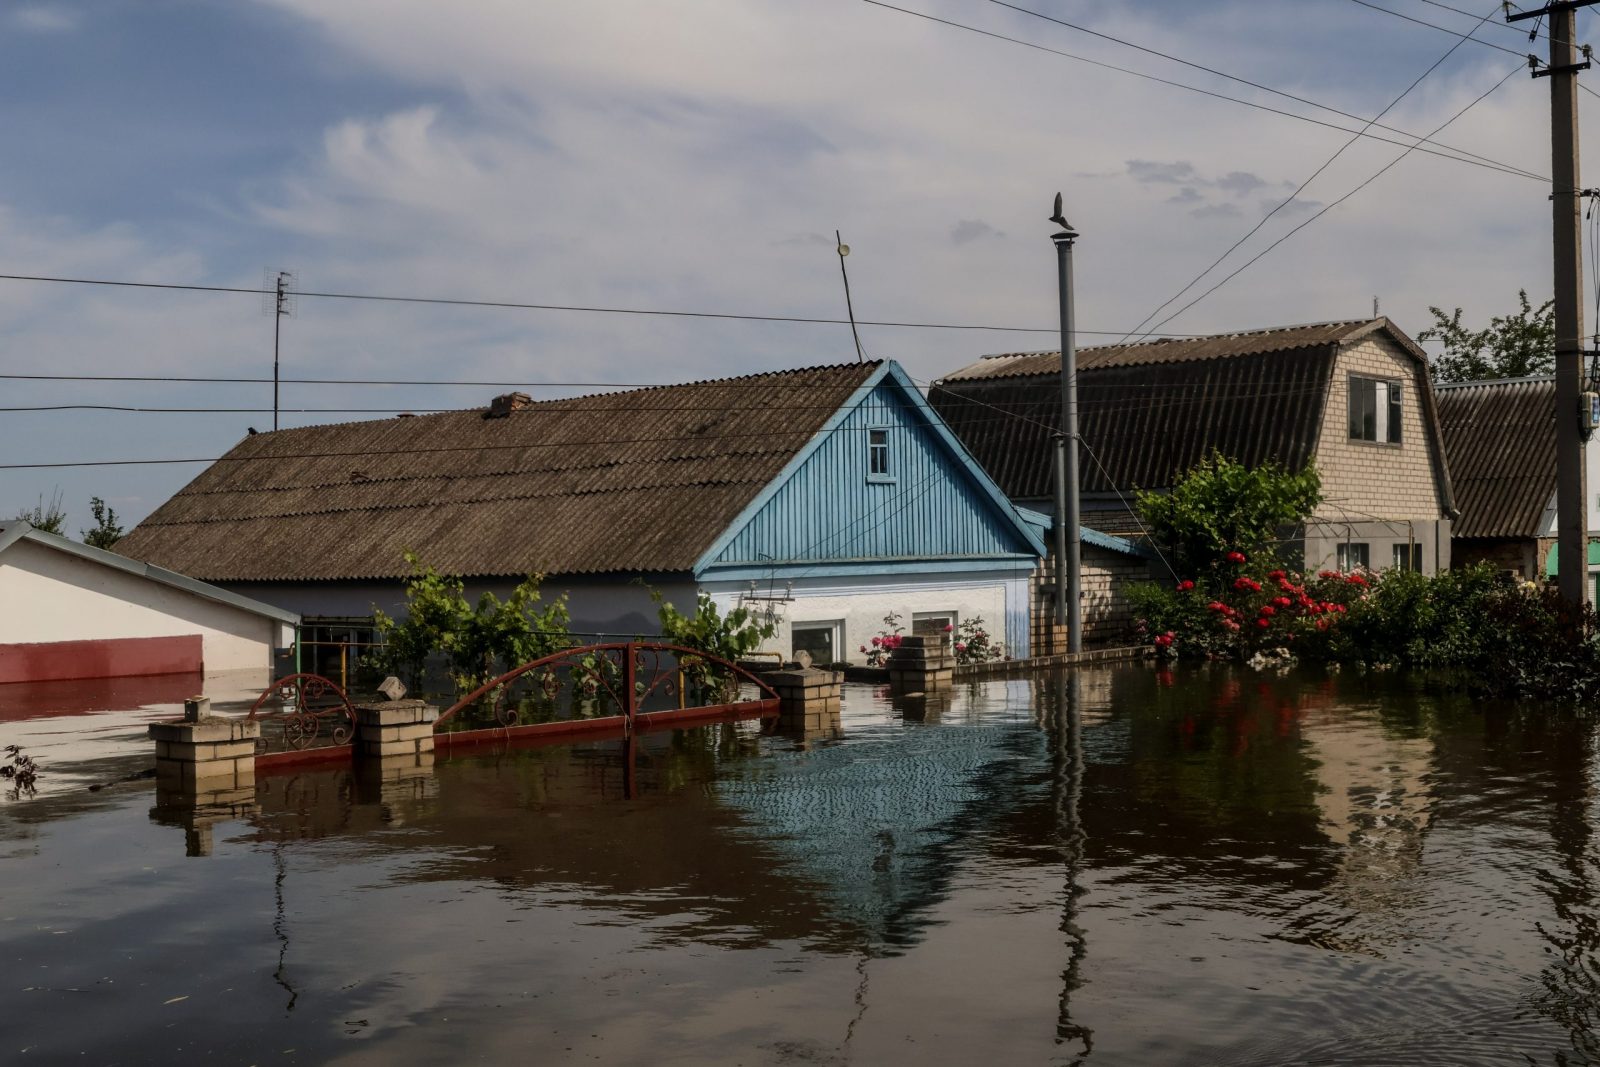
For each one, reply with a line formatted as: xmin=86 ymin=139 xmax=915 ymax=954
xmin=702 ymin=570 xmax=1027 ymax=662
xmin=0 ymin=540 xmax=285 ymax=673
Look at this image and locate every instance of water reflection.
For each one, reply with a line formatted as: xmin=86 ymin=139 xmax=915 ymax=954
xmin=4 ymin=666 xmax=1600 ymax=1063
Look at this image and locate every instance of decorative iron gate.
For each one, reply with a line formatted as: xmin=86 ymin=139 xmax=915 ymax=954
xmin=433 ymin=642 xmax=781 ymax=748
xmin=248 ymin=673 xmax=357 ymax=760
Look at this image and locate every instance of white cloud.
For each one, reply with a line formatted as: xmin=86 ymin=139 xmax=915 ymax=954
xmin=11 ymin=5 xmax=79 ymax=32
xmin=0 ymin=0 xmax=1582 ymax=523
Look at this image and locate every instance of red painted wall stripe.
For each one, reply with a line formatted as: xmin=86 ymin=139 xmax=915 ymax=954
xmin=0 ymin=634 xmax=204 ymax=684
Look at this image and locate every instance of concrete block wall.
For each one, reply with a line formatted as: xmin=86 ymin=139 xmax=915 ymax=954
xmin=1033 ymin=545 xmax=1152 ymax=653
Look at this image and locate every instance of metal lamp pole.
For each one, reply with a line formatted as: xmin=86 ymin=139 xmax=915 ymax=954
xmin=1050 ymin=196 xmax=1083 ymax=654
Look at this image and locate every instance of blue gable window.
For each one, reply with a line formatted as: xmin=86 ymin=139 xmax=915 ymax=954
xmin=867 ymin=427 xmax=894 ymax=483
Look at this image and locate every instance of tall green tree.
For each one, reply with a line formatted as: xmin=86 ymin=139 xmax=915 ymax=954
xmin=82 ymin=497 xmax=124 ymax=549
xmin=1416 ymin=289 xmax=1554 ymax=382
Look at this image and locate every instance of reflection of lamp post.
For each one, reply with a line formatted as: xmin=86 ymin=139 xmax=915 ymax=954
xmin=1050 ymin=670 xmax=1092 ymax=1054
xmin=272 ymin=843 xmax=299 ymax=1012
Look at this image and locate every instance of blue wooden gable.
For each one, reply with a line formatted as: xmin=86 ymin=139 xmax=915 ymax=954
xmin=695 ymin=363 xmax=1046 ymax=578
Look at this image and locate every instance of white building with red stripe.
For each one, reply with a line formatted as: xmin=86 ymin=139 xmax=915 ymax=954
xmin=0 ymin=521 xmax=297 ymax=685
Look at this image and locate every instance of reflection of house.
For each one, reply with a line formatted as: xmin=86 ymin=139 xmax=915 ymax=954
xmin=116 ymin=362 xmax=1046 ymax=662
xmin=930 ymin=319 xmax=1458 ymax=595
xmin=1436 ymin=375 xmax=1600 ymax=588
xmin=1298 ymin=710 xmax=1435 ymax=950
xmin=0 ymin=521 xmax=296 ymax=685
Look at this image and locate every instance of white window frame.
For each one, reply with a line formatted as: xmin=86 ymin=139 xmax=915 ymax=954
xmin=791 ymin=619 xmax=843 ymax=664
xmin=867 ymin=426 xmax=894 ymax=483
xmin=911 ymin=610 xmax=958 ymax=640
xmin=1349 ymin=375 xmax=1402 ymax=444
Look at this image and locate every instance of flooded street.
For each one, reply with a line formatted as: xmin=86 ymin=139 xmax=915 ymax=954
xmin=3 ymin=666 xmax=1599 ymax=1065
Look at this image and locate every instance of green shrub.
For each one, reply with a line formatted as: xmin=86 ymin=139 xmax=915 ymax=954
xmin=368 ymin=553 xmax=571 ymax=694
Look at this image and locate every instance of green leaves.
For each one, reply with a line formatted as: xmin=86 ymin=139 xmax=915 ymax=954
xmin=1417 ymin=289 xmax=1554 ymax=383
xmin=653 ymin=591 xmax=776 ymax=702
xmin=368 ymin=552 xmax=571 ymax=693
xmin=1136 ymin=452 xmax=1321 ymax=577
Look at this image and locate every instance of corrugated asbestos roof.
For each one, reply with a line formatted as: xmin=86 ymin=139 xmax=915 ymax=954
xmin=929 ymin=318 xmax=1447 ymax=505
xmin=1435 ymin=376 xmax=1556 ymax=539
xmin=115 ymin=363 xmax=881 ymax=581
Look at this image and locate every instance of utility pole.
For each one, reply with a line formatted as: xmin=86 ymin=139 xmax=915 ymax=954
xmin=1050 ymin=194 xmax=1083 ymax=654
xmin=1511 ymin=1 xmax=1598 ymax=604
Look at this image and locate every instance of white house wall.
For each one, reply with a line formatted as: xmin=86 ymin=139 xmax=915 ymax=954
xmin=0 ymin=539 xmax=283 ymax=673
xmin=701 ymin=570 xmax=1028 ymax=662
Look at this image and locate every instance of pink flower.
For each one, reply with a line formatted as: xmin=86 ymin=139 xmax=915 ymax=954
xmin=1256 ymin=618 xmax=1270 ymax=628
xmin=1274 ymin=596 xmax=1291 ymax=608
xmin=859 ymin=644 xmax=868 ymax=653
xmin=871 ymin=636 xmax=882 ymax=647
xmin=1267 ymin=570 xmax=1286 ymax=581
xmin=1177 ymin=579 xmax=1196 ymax=592
xmin=1260 ymin=605 xmax=1276 ymax=617
xmin=943 ymin=623 xmax=954 ymax=632
xmin=955 ymin=641 xmax=968 ymax=651
xmin=1225 ymin=551 xmax=1247 ymax=564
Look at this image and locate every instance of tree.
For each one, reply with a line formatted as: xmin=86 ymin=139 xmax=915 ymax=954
xmin=82 ymin=497 xmax=124 ymax=549
xmin=14 ymin=490 xmax=66 ymax=535
xmin=1136 ymin=452 xmax=1322 ymax=577
xmin=1416 ymin=289 xmax=1554 ymax=383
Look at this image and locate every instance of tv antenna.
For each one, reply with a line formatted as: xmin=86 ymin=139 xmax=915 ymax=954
xmin=835 ymin=231 xmax=865 ymax=363
xmin=264 ymin=269 xmax=296 ymax=431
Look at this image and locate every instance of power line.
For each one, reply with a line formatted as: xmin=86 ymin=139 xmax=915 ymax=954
xmin=0 ymin=270 xmax=1077 ymax=335
xmin=984 ymin=0 xmax=1542 ymax=179
xmin=1342 ymin=0 xmax=1534 ymax=58
xmin=1144 ymin=61 xmax=1525 ymax=335
xmin=857 ymin=0 xmax=1545 ymax=181
xmin=1120 ymin=3 xmax=1506 ymax=344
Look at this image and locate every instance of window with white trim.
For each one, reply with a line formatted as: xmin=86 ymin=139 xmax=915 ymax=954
xmin=867 ymin=427 xmax=893 ymax=482
xmin=1349 ymin=376 xmax=1402 ymax=443
xmin=792 ymin=621 xmax=842 ymax=665
xmin=912 ymin=610 xmax=957 ymax=640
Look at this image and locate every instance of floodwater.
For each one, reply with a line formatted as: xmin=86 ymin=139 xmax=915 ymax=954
xmin=2 ymin=666 xmax=1599 ymax=1065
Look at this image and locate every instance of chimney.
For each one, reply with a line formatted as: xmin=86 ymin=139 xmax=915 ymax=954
xmin=484 ymin=391 xmax=531 ymax=419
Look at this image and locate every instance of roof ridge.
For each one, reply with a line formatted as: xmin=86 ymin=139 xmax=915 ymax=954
xmin=236 ymin=360 xmax=885 ymax=439
xmin=975 ymin=318 xmax=1378 ymax=361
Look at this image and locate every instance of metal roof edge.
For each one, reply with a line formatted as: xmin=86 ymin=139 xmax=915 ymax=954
xmin=1083 ymin=526 xmax=1151 ymax=558
xmin=1434 ymin=373 xmax=1557 ymax=390
xmin=3 ymin=524 xmax=300 ymax=625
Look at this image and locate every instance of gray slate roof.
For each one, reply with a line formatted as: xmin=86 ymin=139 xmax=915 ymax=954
xmin=930 ymin=318 xmax=1446 ymax=505
xmin=1435 ymin=376 xmax=1556 ymax=539
xmin=115 ymin=363 xmax=881 ymax=582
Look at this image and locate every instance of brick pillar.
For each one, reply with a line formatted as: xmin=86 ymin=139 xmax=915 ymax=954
xmin=886 ymin=634 xmax=953 ymax=691
xmin=766 ymin=667 xmax=843 ymax=740
xmin=354 ymin=699 xmax=437 ymax=762
xmin=149 ymin=708 xmax=260 ymax=790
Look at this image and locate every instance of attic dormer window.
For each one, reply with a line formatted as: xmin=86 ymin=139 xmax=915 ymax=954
xmin=868 ymin=427 xmax=893 ymax=482
xmin=1349 ymin=375 xmax=1402 ymax=444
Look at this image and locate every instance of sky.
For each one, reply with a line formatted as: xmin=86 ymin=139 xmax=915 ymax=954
xmin=0 ymin=0 xmax=1594 ymax=531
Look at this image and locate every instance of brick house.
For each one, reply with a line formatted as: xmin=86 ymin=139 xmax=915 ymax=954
xmin=929 ymin=319 xmax=1458 ymax=642
xmin=1436 ymin=375 xmax=1600 ymax=590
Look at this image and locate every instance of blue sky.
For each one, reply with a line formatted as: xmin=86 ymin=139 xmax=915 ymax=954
xmin=0 ymin=0 xmax=1592 ymax=530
